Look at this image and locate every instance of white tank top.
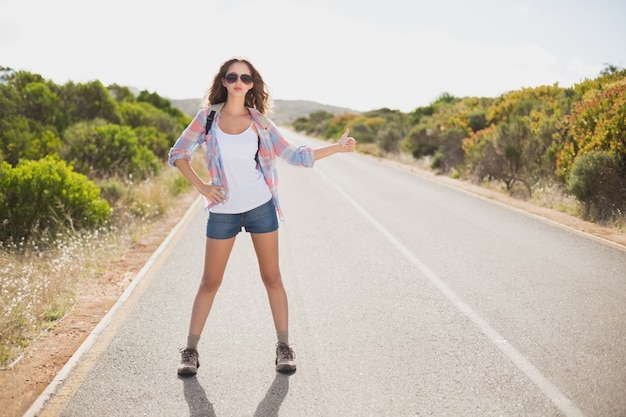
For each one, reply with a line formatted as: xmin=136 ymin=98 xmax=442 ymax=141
xmin=210 ymin=123 xmax=272 ymax=214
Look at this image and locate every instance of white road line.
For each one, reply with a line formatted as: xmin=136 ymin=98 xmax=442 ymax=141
xmin=23 ymin=197 xmax=203 ymax=417
xmin=315 ymin=168 xmax=586 ymax=417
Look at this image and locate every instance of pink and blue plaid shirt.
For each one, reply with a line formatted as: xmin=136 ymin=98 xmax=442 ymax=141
xmin=168 ymin=106 xmax=315 ymax=220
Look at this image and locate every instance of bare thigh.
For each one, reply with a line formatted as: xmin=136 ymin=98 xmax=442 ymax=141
xmin=201 ymin=237 xmax=236 ymax=290
xmin=251 ymin=231 xmax=281 ymax=285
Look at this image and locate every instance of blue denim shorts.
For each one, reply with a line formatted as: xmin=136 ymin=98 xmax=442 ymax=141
xmin=206 ymin=199 xmax=279 ymax=239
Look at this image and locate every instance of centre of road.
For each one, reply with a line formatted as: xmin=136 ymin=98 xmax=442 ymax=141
xmin=314 ymin=168 xmax=586 ymax=417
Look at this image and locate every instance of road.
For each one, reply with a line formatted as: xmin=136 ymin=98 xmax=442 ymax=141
xmin=28 ymin=129 xmax=626 ymax=417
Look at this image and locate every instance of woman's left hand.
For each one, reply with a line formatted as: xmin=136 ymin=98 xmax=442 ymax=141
xmin=338 ymin=128 xmax=356 ymax=152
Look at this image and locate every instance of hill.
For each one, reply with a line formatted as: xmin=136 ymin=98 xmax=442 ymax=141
xmin=169 ymin=98 xmax=359 ymax=125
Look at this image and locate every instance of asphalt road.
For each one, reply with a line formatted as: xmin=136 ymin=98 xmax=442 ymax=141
xmin=29 ymin=129 xmax=626 ymax=417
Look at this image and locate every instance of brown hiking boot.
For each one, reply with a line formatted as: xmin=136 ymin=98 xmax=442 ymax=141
xmin=178 ymin=348 xmax=199 ymax=376
xmin=275 ymin=343 xmax=296 ymax=372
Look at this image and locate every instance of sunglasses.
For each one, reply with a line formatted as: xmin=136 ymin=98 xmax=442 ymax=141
xmin=225 ymin=73 xmax=253 ymax=85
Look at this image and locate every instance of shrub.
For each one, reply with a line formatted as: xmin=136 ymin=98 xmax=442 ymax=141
xmin=430 ymin=151 xmax=445 ymax=170
xmin=0 ymin=116 xmax=63 ymax=166
xmin=406 ymin=126 xmax=437 ymax=158
xmin=0 ymin=156 xmax=110 ymax=242
xmin=62 ymin=119 xmax=161 ymax=180
xmin=377 ymin=122 xmax=403 ymax=153
xmin=467 ymin=111 xmax=487 ymax=133
xmin=557 ymin=82 xmax=626 ymax=180
xmin=347 ymin=121 xmax=376 ymax=144
xmin=566 ymin=151 xmax=626 ymax=220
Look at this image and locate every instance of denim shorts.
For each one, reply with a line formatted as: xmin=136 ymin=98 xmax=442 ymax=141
xmin=206 ymin=199 xmax=279 ymax=239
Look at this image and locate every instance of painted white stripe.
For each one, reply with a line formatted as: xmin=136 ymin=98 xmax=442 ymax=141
xmin=315 ymin=168 xmax=586 ymax=417
xmin=23 ymin=197 xmax=203 ymax=417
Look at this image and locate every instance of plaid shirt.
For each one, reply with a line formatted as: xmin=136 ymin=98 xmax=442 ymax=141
xmin=168 ymin=106 xmax=315 ymax=220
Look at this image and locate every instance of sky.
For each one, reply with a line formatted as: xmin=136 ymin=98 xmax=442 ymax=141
xmin=1 ymin=0 xmax=625 ymax=113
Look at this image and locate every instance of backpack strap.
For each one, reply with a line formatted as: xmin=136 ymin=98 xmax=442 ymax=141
xmin=204 ymin=103 xmax=268 ymax=165
xmin=204 ymin=103 xmax=225 ymax=135
xmin=205 ymin=103 xmax=270 ymax=133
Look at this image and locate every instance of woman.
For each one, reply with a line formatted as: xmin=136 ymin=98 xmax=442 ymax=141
xmin=168 ymin=57 xmax=356 ymax=375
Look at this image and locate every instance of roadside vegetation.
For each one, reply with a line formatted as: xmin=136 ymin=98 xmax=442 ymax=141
xmin=1 ymin=64 xmax=624 ymax=368
xmin=293 ymin=65 xmax=626 ymax=225
xmin=0 ymin=67 xmax=199 ymax=367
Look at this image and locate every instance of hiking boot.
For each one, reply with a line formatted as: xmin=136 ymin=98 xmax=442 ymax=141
xmin=275 ymin=342 xmax=296 ymax=372
xmin=178 ymin=348 xmax=199 ymax=376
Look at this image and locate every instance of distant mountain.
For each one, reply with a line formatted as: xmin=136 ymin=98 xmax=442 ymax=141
xmin=169 ymin=98 xmax=204 ymax=118
xmin=270 ymin=99 xmax=360 ymax=125
xmin=169 ymin=98 xmax=359 ymax=125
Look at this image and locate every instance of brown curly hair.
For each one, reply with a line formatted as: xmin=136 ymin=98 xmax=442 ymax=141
xmin=202 ymin=57 xmax=271 ymax=114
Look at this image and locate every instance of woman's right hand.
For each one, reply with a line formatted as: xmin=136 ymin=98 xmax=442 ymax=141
xmin=198 ymin=182 xmax=228 ymax=205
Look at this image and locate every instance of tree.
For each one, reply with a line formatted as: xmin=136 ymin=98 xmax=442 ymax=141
xmin=137 ymin=90 xmax=185 ymax=118
xmin=59 ymin=80 xmax=122 ymax=125
xmin=108 ymin=83 xmax=136 ymax=103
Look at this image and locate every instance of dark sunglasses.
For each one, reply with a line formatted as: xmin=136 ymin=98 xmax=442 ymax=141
xmin=225 ymin=73 xmax=253 ymax=85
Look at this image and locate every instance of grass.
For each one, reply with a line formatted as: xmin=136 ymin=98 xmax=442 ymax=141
xmin=0 ymin=158 xmax=203 ymax=368
xmin=1 ymin=233 xmax=98 ymax=367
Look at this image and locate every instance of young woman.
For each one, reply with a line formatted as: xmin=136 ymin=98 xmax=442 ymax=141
xmin=168 ymin=57 xmax=356 ymax=375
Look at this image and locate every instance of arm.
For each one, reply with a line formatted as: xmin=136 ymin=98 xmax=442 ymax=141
xmin=314 ymin=128 xmax=356 ymax=161
xmin=169 ymin=109 xmax=227 ymax=205
xmin=173 ymin=159 xmax=227 ymax=205
xmin=168 ymin=109 xmax=206 ymax=166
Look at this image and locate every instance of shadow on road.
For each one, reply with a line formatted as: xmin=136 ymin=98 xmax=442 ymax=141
xmin=181 ymin=376 xmax=217 ymax=417
xmin=254 ymin=373 xmax=291 ymax=417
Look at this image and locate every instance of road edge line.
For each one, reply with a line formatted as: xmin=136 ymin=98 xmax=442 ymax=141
xmin=23 ymin=196 xmax=202 ymax=417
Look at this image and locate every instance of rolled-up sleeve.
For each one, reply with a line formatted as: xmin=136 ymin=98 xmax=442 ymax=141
xmin=168 ymin=109 xmax=207 ymax=166
xmin=267 ymin=120 xmax=315 ymax=167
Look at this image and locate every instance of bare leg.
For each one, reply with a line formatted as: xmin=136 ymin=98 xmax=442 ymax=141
xmin=188 ymin=237 xmax=236 ymax=336
xmin=250 ymin=231 xmax=288 ymax=332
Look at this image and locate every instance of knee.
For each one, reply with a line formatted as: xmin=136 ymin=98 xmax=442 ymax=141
xmin=261 ymin=273 xmax=283 ymax=289
xmin=198 ymin=275 xmax=222 ymax=293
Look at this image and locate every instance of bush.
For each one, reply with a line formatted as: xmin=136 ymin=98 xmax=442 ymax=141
xmin=406 ymin=126 xmax=437 ymax=158
xmin=467 ymin=111 xmax=487 ymax=133
xmin=566 ymin=151 xmax=626 ymax=220
xmin=0 ymin=156 xmax=110 ymax=242
xmin=557 ymin=82 xmax=626 ymax=180
xmin=430 ymin=151 xmax=445 ymax=170
xmin=377 ymin=122 xmax=403 ymax=153
xmin=347 ymin=121 xmax=376 ymax=144
xmin=0 ymin=115 xmax=63 ymax=166
xmin=62 ymin=119 xmax=161 ymax=180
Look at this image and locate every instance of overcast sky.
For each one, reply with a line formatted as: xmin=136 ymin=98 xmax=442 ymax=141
xmin=1 ymin=0 xmax=624 ymax=112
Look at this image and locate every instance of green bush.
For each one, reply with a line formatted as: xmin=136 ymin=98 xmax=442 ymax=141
xmin=406 ymin=126 xmax=437 ymax=158
xmin=133 ymin=126 xmax=171 ymax=160
xmin=467 ymin=111 xmax=487 ymax=133
xmin=566 ymin=151 xmax=626 ymax=220
xmin=376 ymin=122 xmax=403 ymax=153
xmin=0 ymin=115 xmax=63 ymax=166
xmin=0 ymin=156 xmax=110 ymax=242
xmin=62 ymin=119 xmax=161 ymax=180
xmin=430 ymin=151 xmax=446 ymax=170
